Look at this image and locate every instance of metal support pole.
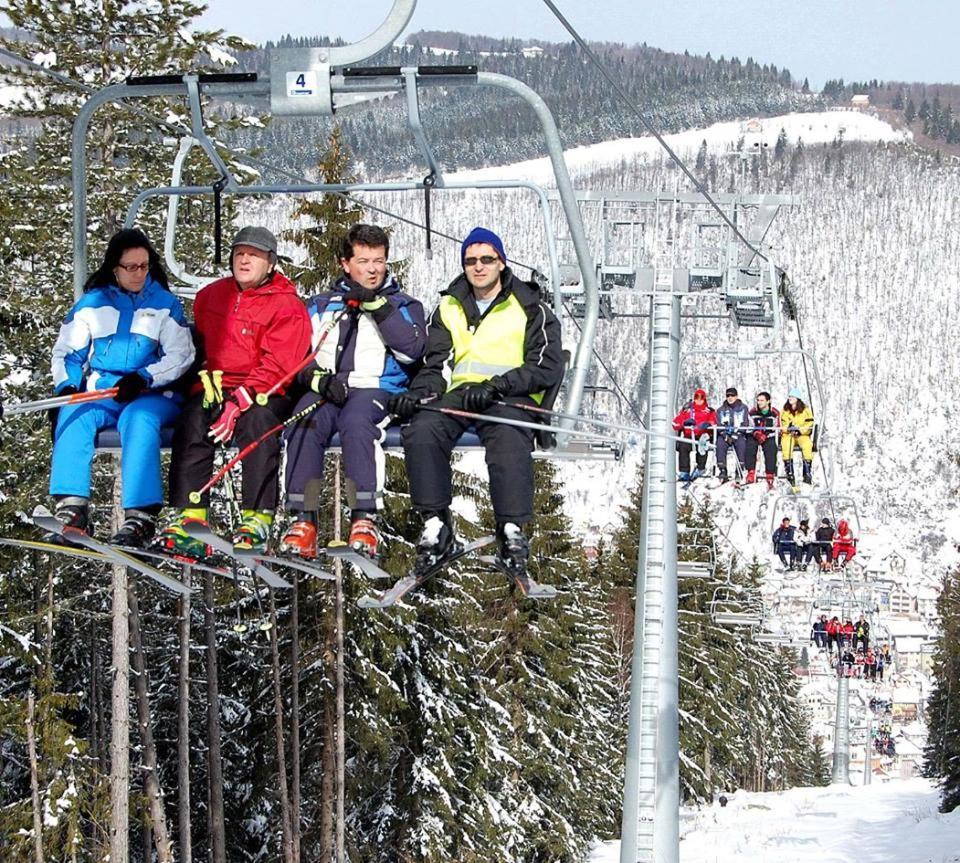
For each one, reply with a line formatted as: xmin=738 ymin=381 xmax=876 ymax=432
xmin=831 ymin=673 xmax=850 ymax=784
xmin=863 ymin=714 xmax=873 ymax=786
xmin=621 ymin=291 xmax=680 ymax=863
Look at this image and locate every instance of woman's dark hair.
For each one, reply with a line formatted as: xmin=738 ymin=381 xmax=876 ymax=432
xmin=83 ymin=228 xmax=169 ymax=292
xmin=783 ymin=396 xmax=808 ymax=413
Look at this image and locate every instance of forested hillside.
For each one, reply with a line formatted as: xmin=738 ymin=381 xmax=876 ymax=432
xmin=227 ymin=30 xmax=817 ymax=177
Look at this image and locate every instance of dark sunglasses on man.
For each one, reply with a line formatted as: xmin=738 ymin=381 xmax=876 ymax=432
xmin=464 ymin=255 xmax=500 ymax=267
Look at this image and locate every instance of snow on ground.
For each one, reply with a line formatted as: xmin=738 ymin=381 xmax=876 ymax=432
xmin=590 ymin=778 xmax=960 ymax=863
xmin=449 ymin=110 xmax=910 ymax=186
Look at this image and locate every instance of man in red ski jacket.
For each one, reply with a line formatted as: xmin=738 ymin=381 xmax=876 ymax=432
xmin=671 ymin=388 xmax=716 ymax=481
xmin=832 ymin=519 xmax=857 ymax=566
xmin=164 ymin=226 xmax=311 ymax=553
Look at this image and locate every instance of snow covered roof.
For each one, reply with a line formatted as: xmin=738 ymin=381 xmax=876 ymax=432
xmin=885 ymin=618 xmax=931 ymax=638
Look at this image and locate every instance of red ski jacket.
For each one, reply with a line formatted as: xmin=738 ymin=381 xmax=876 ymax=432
xmin=832 ymin=519 xmax=857 ymax=560
xmin=193 ymin=271 xmax=311 ymax=396
xmin=672 ymin=401 xmax=717 ymax=439
xmin=826 ymin=619 xmax=840 ymax=636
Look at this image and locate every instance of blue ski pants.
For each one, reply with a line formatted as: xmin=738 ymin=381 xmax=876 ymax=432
xmin=284 ymin=388 xmax=390 ymax=514
xmin=50 ymin=393 xmax=181 ymax=509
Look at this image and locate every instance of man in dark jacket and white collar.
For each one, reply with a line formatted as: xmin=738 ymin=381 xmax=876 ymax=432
xmin=389 ymin=226 xmax=564 ymax=578
xmin=280 ymin=224 xmax=426 ymax=560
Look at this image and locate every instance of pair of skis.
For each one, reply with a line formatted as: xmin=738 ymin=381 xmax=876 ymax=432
xmin=327 ymin=536 xmax=556 ymax=609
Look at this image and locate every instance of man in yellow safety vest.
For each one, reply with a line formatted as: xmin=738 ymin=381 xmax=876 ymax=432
xmin=389 ymin=227 xmax=564 ymax=577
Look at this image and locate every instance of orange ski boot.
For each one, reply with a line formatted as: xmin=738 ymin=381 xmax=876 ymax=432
xmin=279 ymin=519 xmax=318 ymax=559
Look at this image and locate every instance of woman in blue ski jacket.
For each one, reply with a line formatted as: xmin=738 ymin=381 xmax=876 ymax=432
xmin=48 ymin=228 xmax=195 ymax=547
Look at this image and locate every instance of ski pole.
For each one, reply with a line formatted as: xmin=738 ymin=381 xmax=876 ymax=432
xmin=491 ymin=400 xmax=715 ymax=452
xmin=188 ymin=396 xmax=328 ymax=503
xmin=254 ymin=303 xmax=354 ymax=406
xmin=0 ymin=387 xmax=119 ymax=419
xmin=413 ymin=402 xmax=633 ymax=449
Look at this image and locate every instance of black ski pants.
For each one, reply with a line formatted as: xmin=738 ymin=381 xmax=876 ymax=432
xmin=402 ymin=391 xmax=536 ymax=524
xmin=169 ymin=391 xmax=293 ymax=510
xmin=676 ymin=438 xmax=708 ymax=474
xmin=745 ymin=434 xmax=778 ymax=475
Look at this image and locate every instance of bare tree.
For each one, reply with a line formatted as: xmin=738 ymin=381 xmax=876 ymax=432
xmin=26 ymin=691 xmax=44 ymax=863
xmin=128 ymin=578 xmax=173 ymax=862
xmin=268 ymin=589 xmax=295 ymax=863
xmin=204 ymin=571 xmax=226 ymax=863
xmin=290 ymin=576 xmax=301 ymax=863
xmin=177 ymin=567 xmax=193 ymax=863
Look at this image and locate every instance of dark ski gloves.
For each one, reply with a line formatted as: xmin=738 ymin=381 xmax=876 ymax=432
xmin=115 ymin=372 xmax=149 ymax=404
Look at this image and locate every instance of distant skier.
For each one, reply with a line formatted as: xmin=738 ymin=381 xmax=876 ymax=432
xmin=772 ymin=517 xmax=796 ymax=569
xmin=815 ymin=518 xmax=835 ymax=571
xmin=854 ymin=613 xmax=871 ymax=653
xmin=714 ymin=386 xmax=750 ymax=483
xmin=780 ymin=388 xmax=815 ymax=489
xmin=388 ymin=227 xmax=564 ymax=579
xmin=671 ymin=388 xmax=717 ymax=482
xmin=793 ymin=518 xmax=812 ymax=569
xmin=47 ymin=228 xmax=194 ymax=546
xmin=162 ymin=227 xmax=311 ymax=554
xmin=278 ymin=225 xmax=425 ymax=560
xmin=744 ymin=391 xmax=779 ymax=488
xmin=832 ymin=519 xmax=857 ymax=567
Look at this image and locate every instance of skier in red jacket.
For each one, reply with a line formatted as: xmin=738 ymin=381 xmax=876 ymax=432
xmin=163 ymin=226 xmax=311 ymax=553
xmin=832 ymin=519 xmax=857 ymax=566
xmin=671 ymin=388 xmax=717 ymax=482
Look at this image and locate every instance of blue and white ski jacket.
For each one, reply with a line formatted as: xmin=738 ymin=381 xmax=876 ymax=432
xmin=51 ymin=276 xmax=195 ymax=394
xmin=306 ymin=274 xmax=426 ymax=393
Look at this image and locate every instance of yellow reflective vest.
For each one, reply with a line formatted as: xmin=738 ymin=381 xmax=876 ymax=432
xmin=438 ymin=291 xmax=545 ymax=404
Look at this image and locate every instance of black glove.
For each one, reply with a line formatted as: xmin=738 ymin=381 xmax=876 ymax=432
xmin=388 ymin=391 xmax=420 ymax=421
xmin=310 ymin=371 xmax=349 ymax=406
xmin=115 ymin=372 xmax=148 ymax=404
xmin=342 ymin=286 xmax=380 ymax=305
xmin=461 ymin=381 xmax=501 ymax=413
xmin=683 ymin=418 xmax=695 ymax=427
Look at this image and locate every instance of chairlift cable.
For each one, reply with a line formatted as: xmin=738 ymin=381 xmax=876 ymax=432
xmin=539 ymin=0 xmax=769 ymax=264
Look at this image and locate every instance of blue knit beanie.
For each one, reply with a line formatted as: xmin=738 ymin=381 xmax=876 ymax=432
xmin=461 ymin=226 xmax=506 ymax=264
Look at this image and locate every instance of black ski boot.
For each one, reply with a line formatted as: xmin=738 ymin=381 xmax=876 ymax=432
xmin=496 ymin=522 xmax=530 ymax=577
xmin=414 ymin=510 xmax=455 ymax=573
xmin=45 ymin=501 xmax=90 ymax=545
xmin=802 ymin=460 xmax=813 ymax=485
xmin=110 ymin=510 xmax=157 ymax=549
xmin=784 ymin=460 xmax=796 ymax=488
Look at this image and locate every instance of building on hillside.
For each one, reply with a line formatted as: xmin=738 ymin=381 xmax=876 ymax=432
xmin=887 ymin=583 xmax=915 ymax=616
xmin=892 ymin=734 xmax=923 ymax=778
xmin=851 ymin=94 xmax=870 ymax=109
xmin=521 ymin=45 xmax=544 ymax=59
xmin=915 ymin=583 xmax=940 ymax=622
xmin=886 ymin=617 xmax=933 ymax=671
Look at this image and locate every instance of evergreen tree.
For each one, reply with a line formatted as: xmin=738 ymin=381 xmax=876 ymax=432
xmin=923 ymin=569 xmax=960 ymax=813
xmin=283 ymin=124 xmax=364 ymax=292
xmin=905 ymin=98 xmax=917 ymax=124
xmin=774 ymin=127 xmax=789 ymax=161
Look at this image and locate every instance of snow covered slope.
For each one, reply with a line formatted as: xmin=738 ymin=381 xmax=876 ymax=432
xmin=590 ymin=778 xmax=960 ymax=863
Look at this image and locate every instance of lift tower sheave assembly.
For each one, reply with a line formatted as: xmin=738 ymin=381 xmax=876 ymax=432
xmin=620 ymin=192 xmax=797 ymax=863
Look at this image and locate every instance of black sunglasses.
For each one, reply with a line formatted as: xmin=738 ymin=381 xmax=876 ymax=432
xmin=464 ymin=255 xmax=500 ymax=267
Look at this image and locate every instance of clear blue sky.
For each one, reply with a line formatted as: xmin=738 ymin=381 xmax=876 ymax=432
xmin=199 ymin=0 xmax=958 ymax=88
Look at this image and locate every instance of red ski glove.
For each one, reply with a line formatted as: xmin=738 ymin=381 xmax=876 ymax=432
xmin=208 ymin=386 xmax=254 ymax=444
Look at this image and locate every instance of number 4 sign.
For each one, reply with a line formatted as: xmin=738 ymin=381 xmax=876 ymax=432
xmin=287 ymin=71 xmax=318 ymax=97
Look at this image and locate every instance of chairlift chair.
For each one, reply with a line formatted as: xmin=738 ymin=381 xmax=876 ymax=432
xmin=69 ymin=0 xmax=626 ymax=462
xmin=709 ymin=582 xmax=765 ymax=628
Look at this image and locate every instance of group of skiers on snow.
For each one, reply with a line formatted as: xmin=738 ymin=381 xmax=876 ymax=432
xmin=45 ymin=223 xmax=563 ymax=578
xmin=772 ymin=516 xmax=857 ymax=571
xmin=672 ymin=386 xmax=815 ymax=488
